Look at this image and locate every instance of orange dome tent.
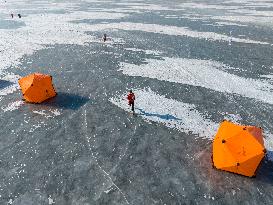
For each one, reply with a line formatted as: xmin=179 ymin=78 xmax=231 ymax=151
xmin=19 ymin=73 xmax=56 ymax=103
xmin=212 ymin=120 xmax=266 ymax=177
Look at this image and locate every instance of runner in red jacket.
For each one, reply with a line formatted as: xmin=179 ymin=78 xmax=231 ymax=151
xmin=127 ymin=90 xmax=135 ymax=114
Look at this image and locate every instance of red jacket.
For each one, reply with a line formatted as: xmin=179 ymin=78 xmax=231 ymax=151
xmin=127 ymin=93 xmax=135 ymax=103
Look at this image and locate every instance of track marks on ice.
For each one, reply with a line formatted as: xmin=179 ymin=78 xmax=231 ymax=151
xmin=83 ymin=109 xmax=130 ymax=204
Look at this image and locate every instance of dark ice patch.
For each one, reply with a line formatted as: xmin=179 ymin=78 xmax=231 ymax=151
xmin=0 ymin=20 xmax=26 ymax=29
xmin=0 ymin=80 xmax=13 ymax=89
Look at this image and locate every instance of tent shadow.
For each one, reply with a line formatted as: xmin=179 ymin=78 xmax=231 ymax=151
xmin=0 ymin=80 xmax=13 ymax=89
xmin=136 ymin=108 xmax=181 ymax=121
xmin=197 ymin=147 xmax=273 ymax=191
xmin=255 ymin=151 xmax=273 ymax=185
xmin=44 ymin=92 xmax=90 ymax=110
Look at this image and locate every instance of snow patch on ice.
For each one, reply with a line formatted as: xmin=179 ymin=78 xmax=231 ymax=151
xmin=0 ymin=83 xmax=19 ymax=97
xmin=0 ymin=10 xmax=128 ymax=101
xmin=119 ymin=57 xmax=273 ymax=105
xmin=29 ymin=121 xmax=45 ymax=133
xmin=0 ymin=10 xmax=128 ymax=71
xmin=0 ymin=73 xmax=20 ymax=98
xmin=179 ymin=2 xmax=240 ymax=10
xmin=222 ymin=113 xmax=242 ymax=123
xmin=0 ymin=0 xmax=81 ymax=15
xmin=89 ymin=22 xmax=269 ymax=45
xmin=125 ymin=47 xmax=163 ymax=55
xmin=2 ymin=100 xmax=24 ymax=112
xmin=110 ymin=88 xmax=218 ymax=139
xmin=104 ymin=187 xmax=114 ymax=194
xmin=260 ymin=74 xmax=273 ymax=81
xmin=97 ymin=37 xmax=126 ymax=46
xmin=177 ymin=2 xmax=273 ymax=27
xmin=8 ymin=198 xmax=13 ymax=204
xmin=33 ymin=110 xmax=49 ymax=116
xmin=223 ymin=0 xmax=273 ymax=8
xmin=214 ymin=21 xmax=247 ymax=27
xmin=32 ymin=109 xmax=61 ymax=118
xmin=211 ymin=15 xmax=273 ymax=27
xmin=48 ymin=196 xmax=55 ymax=204
xmin=127 ymin=4 xmax=184 ymax=11
xmin=50 ymin=109 xmax=61 ymax=116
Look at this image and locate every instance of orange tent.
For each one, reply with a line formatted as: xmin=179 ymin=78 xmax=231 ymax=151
xmin=19 ymin=73 xmax=57 ymax=103
xmin=212 ymin=120 xmax=266 ymax=177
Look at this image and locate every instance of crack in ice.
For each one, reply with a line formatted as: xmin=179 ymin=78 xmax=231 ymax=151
xmin=83 ymin=109 xmax=130 ymax=204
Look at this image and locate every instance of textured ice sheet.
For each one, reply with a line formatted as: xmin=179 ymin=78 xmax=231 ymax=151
xmin=110 ymin=88 xmax=273 ymax=159
xmin=124 ymin=47 xmax=163 ymax=55
xmin=89 ymin=22 xmax=270 ymax=45
xmin=179 ymin=2 xmax=241 ymax=10
xmin=0 ymin=10 xmax=128 ymax=102
xmin=32 ymin=109 xmax=62 ymax=118
xmin=177 ymin=2 xmax=273 ymax=26
xmin=119 ymin=57 xmax=273 ymax=105
xmin=0 ymin=3 xmax=269 ymax=85
xmin=0 ymin=0 xmax=272 ymax=204
xmin=0 ymin=11 xmax=128 ymax=72
xmin=126 ymin=4 xmax=184 ymax=11
xmin=223 ymin=0 xmax=273 ymax=8
xmin=0 ymin=73 xmax=20 ymax=98
xmin=260 ymin=74 xmax=273 ymax=81
xmin=0 ymin=4 xmax=267 ymax=108
xmin=0 ymin=0 xmax=106 ymax=15
xmin=110 ymin=88 xmax=218 ymax=139
xmin=179 ymin=2 xmax=273 ymax=12
xmin=214 ymin=21 xmax=247 ymax=27
xmin=210 ymin=15 xmax=273 ymax=27
xmin=1 ymin=100 xmax=24 ymax=112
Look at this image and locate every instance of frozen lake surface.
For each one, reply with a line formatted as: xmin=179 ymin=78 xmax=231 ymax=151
xmin=0 ymin=0 xmax=273 ymax=204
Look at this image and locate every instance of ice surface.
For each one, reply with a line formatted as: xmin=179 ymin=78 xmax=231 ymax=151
xmin=214 ymin=21 xmax=247 ymax=27
xmin=0 ymin=0 xmax=273 ymax=204
xmin=110 ymin=88 xmax=218 ymax=139
xmin=110 ymin=88 xmax=273 ymax=154
xmin=177 ymin=1 xmax=273 ymax=27
xmin=124 ymin=47 xmax=163 ymax=55
xmin=0 ymin=11 xmax=128 ymax=71
xmin=119 ymin=57 xmax=273 ymax=105
xmin=1 ymin=100 xmax=24 ymax=112
xmin=48 ymin=196 xmax=54 ymax=205
xmin=89 ymin=22 xmax=270 ymax=45
xmin=0 ymin=73 xmax=20 ymax=98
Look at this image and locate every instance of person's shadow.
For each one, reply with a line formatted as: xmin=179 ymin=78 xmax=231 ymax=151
xmin=44 ymin=92 xmax=90 ymax=110
xmin=136 ymin=108 xmax=181 ymax=121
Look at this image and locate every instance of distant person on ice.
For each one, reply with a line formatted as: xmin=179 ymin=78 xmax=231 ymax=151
xmin=103 ymin=34 xmax=107 ymax=42
xmin=127 ymin=90 xmax=135 ymax=114
xmin=11 ymin=14 xmax=14 ymax=18
xmin=18 ymin=14 xmax=21 ymax=18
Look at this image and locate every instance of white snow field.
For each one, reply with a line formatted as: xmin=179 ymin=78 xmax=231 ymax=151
xmin=110 ymin=88 xmax=219 ymax=139
xmin=119 ymin=57 xmax=273 ymax=105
